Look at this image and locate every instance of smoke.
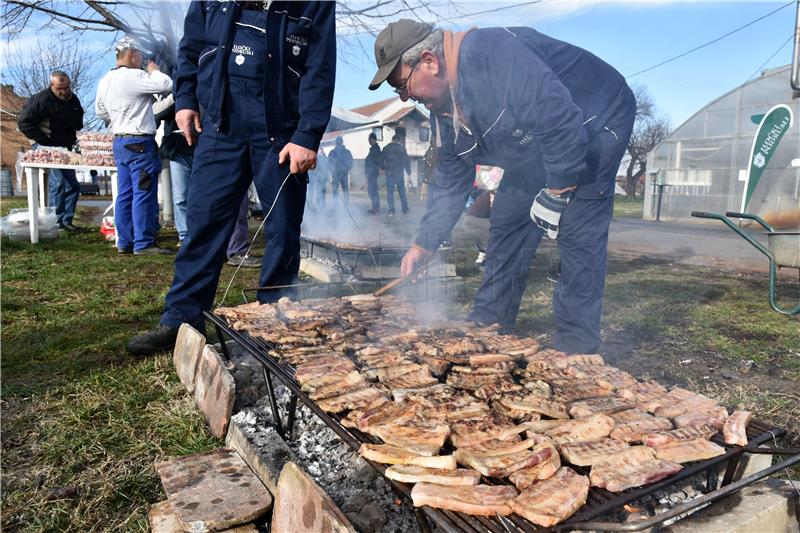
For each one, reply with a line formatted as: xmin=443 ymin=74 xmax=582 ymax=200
xmin=301 ymin=195 xmax=465 ymax=323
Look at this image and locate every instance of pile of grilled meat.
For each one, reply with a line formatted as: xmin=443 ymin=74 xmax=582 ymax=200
xmin=216 ymin=295 xmax=752 ymax=527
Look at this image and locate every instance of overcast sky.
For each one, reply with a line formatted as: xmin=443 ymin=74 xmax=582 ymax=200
xmin=2 ymin=1 xmax=795 ymax=129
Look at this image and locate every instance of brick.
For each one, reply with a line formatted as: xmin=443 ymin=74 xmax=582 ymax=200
xmin=271 ymin=462 xmax=355 ymax=533
xmin=194 ymin=345 xmax=235 ymax=438
xmin=149 ymin=500 xmax=260 ymax=532
xmin=156 ymin=448 xmax=272 ymax=532
xmin=173 ymin=323 xmax=206 ymax=394
xmin=226 ymin=412 xmax=298 ymax=495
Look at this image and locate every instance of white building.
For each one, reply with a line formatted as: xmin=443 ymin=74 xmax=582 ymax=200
xmin=320 ymin=97 xmax=430 ymax=189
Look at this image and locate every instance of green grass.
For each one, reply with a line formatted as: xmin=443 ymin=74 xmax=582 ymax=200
xmin=613 ymin=195 xmax=644 ymax=218
xmin=1 ymin=197 xmax=262 ymax=532
xmin=2 ymin=195 xmax=798 ymax=530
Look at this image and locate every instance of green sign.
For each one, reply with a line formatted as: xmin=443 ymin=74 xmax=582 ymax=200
xmin=741 ymin=104 xmax=793 ymax=212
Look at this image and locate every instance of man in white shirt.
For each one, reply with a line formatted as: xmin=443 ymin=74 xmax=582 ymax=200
xmin=96 ymin=37 xmax=173 ymax=255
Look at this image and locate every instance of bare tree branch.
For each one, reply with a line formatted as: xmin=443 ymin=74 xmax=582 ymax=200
xmin=624 ymin=85 xmax=671 ymax=198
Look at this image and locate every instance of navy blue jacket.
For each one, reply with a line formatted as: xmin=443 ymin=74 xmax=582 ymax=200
xmin=174 ymin=1 xmax=336 ymax=151
xmin=382 ymin=141 xmax=411 ymax=177
xmin=417 ymin=27 xmax=635 ymax=251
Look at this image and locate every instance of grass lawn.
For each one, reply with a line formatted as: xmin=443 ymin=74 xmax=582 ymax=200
xmin=2 ymin=195 xmax=798 ymax=531
xmin=613 ymin=195 xmax=644 ymax=219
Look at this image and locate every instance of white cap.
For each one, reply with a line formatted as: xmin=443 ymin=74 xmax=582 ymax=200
xmin=115 ymin=36 xmax=142 ymax=53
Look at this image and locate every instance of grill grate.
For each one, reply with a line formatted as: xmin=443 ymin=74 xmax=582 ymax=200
xmin=206 ymin=311 xmax=797 ymax=533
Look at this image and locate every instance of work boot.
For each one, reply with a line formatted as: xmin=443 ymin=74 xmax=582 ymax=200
xmin=128 ymin=325 xmax=179 ymax=356
xmin=134 ymin=246 xmax=173 ymax=256
xmin=227 ymin=253 xmax=261 ymax=268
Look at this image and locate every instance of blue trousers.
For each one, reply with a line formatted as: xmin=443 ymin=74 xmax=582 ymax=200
xmin=169 ymin=152 xmax=193 ymax=242
xmin=227 ymin=192 xmax=250 ymax=258
xmin=48 ymin=168 xmax=80 ymax=226
xmin=112 ymin=136 xmax=161 ymax=251
xmin=366 ymin=171 xmax=380 ymax=211
xmin=160 ymin=119 xmax=307 ymax=332
xmin=469 ymin=105 xmax=635 ymax=353
xmin=386 ymin=172 xmax=408 ymax=213
xmin=331 ymin=171 xmax=349 ymax=205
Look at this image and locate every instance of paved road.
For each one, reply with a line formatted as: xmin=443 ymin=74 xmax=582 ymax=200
xmin=608 ymin=217 xmax=771 ymax=272
xmin=78 ymin=191 xmax=782 ymax=273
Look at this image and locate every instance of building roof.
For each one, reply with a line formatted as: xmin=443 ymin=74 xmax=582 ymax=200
xmin=350 ymin=97 xmax=397 ymax=118
xmin=1 ymin=84 xmax=27 ymax=120
xmin=382 ymin=106 xmax=427 ymax=124
xmin=331 ymin=106 xmax=375 ymax=125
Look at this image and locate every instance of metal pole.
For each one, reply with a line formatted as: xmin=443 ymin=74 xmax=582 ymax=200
xmin=262 ymin=367 xmax=284 ymax=438
xmin=791 ymin=0 xmax=800 ymax=91
xmin=656 ymin=184 xmax=664 ymax=222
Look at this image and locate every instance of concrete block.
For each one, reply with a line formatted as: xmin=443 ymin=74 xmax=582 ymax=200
xmin=733 ymin=446 xmax=774 ymax=480
xmin=271 ymin=462 xmax=355 ymax=533
xmin=173 ymin=323 xmax=206 ymax=394
xmin=155 ymin=448 xmax=272 ymax=532
xmin=665 ymin=479 xmax=799 ymax=533
xmin=194 ymin=345 xmax=236 ymax=439
xmin=226 ymin=413 xmax=299 ymax=495
xmin=300 ymin=257 xmax=342 ymax=283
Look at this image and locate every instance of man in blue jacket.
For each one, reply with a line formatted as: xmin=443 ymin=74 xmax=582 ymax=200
xmin=369 ymin=20 xmax=636 ymax=354
xmin=129 ymin=1 xmax=336 ymax=355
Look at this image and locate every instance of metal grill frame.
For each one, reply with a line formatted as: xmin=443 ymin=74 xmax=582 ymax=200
xmin=206 ymin=311 xmax=800 ymax=533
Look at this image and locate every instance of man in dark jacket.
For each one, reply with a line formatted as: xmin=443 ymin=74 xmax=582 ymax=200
xmin=369 ymin=21 xmax=636 ymax=354
xmin=17 ymin=71 xmax=83 ymax=230
xmin=381 ymin=133 xmax=411 ymax=215
xmin=328 ymin=136 xmax=353 ymax=206
xmin=129 ymin=1 xmax=336 ymax=355
xmin=364 ymin=132 xmax=383 ymax=214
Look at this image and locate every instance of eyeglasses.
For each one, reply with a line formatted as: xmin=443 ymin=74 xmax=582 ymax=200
xmin=392 ymin=60 xmax=419 ymax=96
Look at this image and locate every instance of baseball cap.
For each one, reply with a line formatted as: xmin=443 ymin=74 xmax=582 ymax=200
xmin=368 ymin=19 xmax=433 ymax=91
xmin=115 ymin=36 xmax=142 ymax=53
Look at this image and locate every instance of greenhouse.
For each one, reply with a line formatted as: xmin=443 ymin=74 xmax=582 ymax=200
xmin=645 ymin=65 xmax=799 ymax=226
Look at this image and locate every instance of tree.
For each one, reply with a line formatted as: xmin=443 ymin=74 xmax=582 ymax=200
xmin=624 ymin=84 xmax=671 ymax=198
xmin=2 ymin=1 xmax=476 ymax=72
xmin=4 ymin=37 xmax=106 ymax=129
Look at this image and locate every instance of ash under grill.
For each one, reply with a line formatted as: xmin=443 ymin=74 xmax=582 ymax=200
xmin=206 ymin=309 xmax=799 ymax=533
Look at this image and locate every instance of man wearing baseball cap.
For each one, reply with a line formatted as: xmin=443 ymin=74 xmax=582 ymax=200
xmin=96 ymin=36 xmax=173 ymax=255
xmin=370 ymin=20 xmax=636 ymax=354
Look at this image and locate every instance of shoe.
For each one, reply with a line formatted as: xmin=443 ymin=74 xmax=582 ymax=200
xmin=58 ymin=223 xmax=78 ymax=232
xmin=367 ymin=209 xmax=378 ymax=216
xmin=128 ymin=325 xmax=179 ymax=356
xmin=546 ymin=271 xmax=561 ymax=283
xmin=118 ymin=248 xmax=133 ymax=255
xmin=388 ymin=211 xmax=395 ymax=218
xmin=134 ymin=246 xmax=173 ymax=256
xmin=474 ymin=251 xmax=486 ymax=265
xmin=402 ymin=209 xmax=410 ymax=215
xmin=227 ymin=253 xmax=261 ymax=268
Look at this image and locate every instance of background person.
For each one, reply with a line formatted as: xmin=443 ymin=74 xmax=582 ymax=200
xmin=17 ymin=71 xmax=83 ymax=231
xmin=307 ymin=148 xmax=330 ymax=210
xmin=328 ymin=136 xmax=353 ymax=206
xmin=364 ymin=132 xmax=384 ymax=215
xmin=96 ymin=36 xmax=173 ymax=255
xmin=382 ymin=134 xmax=411 ymax=216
